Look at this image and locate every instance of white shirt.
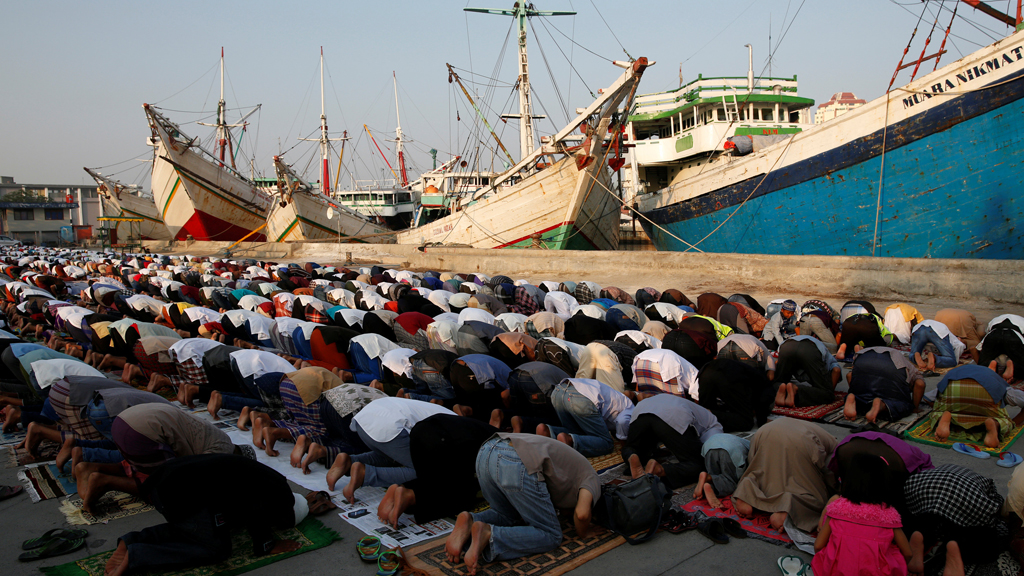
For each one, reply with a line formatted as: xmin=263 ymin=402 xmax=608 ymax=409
xmin=632 ymin=348 xmax=700 ymax=399
xmin=352 ymin=397 xmax=454 ymax=442
xmin=544 ymin=291 xmax=579 ymax=320
xmin=169 ymin=338 xmax=224 ymax=366
xmin=615 ymin=330 xmax=662 ymax=349
xmin=229 ymin=349 xmax=295 ymax=379
xmin=565 ymin=378 xmax=634 ymax=440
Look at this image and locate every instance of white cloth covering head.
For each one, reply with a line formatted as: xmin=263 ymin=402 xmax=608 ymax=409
xmin=292 ymin=493 xmax=309 ymax=525
xmin=169 ymin=338 xmax=224 ymax=366
xmin=31 ymin=359 xmax=104 ymax=389
xmin=229 ymin=349 xmax=296 ymax=379
xmin=458 ymin=307 xmax=496 ymax=326
xmin=349 ymin=333 xmax=401 ymax=360
xmin=381 ymin=347 xmax=417 ymax=378
xmin=351 ymin=396 xmax=454 ymax=443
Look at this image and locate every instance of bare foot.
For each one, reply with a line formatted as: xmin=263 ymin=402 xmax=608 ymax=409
xmin=204 ymin=390 xmax=222 ymax=420
xmin=70 ymin=447 xmax=83 ymax=481
xmin=104 ymin=540 xmax=128 ymax=576
xmin=926 ymin=351 xmax=936 ymax=372
xmin=865 ymin=397 xmax=884 ymax=423
xmin=378 ymin=484 xmax=399 ymax=524
xmin=769 ymin=511 xmax=788 ymax=531
xmin=984 ymin=418 xmax=1000 ymax=448
xmin=785 ymin=383 xmax=797 ymax=407
xmin=908 ymin=531 xmax=925 ymax=576
xmin=147 ymin=373 xmax=172 ymax=393
xmin=237 ymin=406 xmax=251 ymax=431
xmin=1005 ymin=360 xmax=1015 ymax=383
xmin=252 ymin=413 xmax=267 ymax=449
xmin=536 ymin=423 xmax=550 ymax=437
xmin=343 ymin=462 xmax=365 ymax=503
xmin=389 ymin=485 xmax=415 ymax=527
xmin=369 ymin=380 xmax=384 ymax=391
xmin=693 ymin=471 xmax=708 ymax=499
xmin=446 ymin=511 xmax=474 ymax=564
xmin=56 ymin=437 xmax=75 ymax=472
xmin=510 ymin=416 xmax=523 ymax=433
xmin=836 ymin=343 xmax=847 ymax=361
xmin=774 ymin=385 xmax=787 ymax=407
xmin=121 ymin=363 xmax=143 ymax=384
xmin=733 ymin=497 xmax=753 ymax=518
xmin=302 ymin=442 xmax=327 ymax=475
xmin=326 ymin=453 xmax=351 ymax=491
xmin=453 ymin=404 xmax=472 ymax=417
xmin=263 ymin=426 xmax=292 ymax=457
xmin=396 ymin=389 xmax=407 ymax=398
xmin=177 ymin=384 xmax=199 ymax=409
xmin=843 ymin=393 xmax=858 ymax=421
xmin=556 ymin=432 xmax=574 ymax=448
xmin=465 ymin=521 xmax=491 ymax=575
xmin=489 ymin=409 xmax=503 ymax=429
xmin=290 ymin=434 xmax=310 ymax=468
xmin=935 ymin=411 xmax=952 ymax=441
xmin=703 ymin=482 xmax=722 ymax=509
xmin=628 ymin=454 xmax=645 ymax=479
xmin=944 ymin=540 xmax=965 ymax=576
xmin=644 ymin=459 xmax=665 ymax=477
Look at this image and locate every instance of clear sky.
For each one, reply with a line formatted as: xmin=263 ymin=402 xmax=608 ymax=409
xmin=1 ymin=0 xmax=1017 ymax=187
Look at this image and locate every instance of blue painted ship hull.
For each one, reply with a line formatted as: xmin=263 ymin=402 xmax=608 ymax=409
xmin=638 ymin=52 xmax=1024 ymax=259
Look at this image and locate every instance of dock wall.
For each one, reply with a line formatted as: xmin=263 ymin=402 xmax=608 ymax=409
xmin=142 ymin=240 xmax=1024 ymax=306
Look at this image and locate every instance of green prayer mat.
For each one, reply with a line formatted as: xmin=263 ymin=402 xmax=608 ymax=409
xmin=39 ymin=517 xmax=340 ymax=576
xmin=903 ymin=416 xmax=1024 ymax=454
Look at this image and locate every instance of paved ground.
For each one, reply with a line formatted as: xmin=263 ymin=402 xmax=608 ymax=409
xmin=1 ymin=261 xmax=1018 ymax=576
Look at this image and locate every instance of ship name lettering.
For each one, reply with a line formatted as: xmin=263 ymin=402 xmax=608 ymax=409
xmin=903 ymin=45 xmax=1023 ymax=109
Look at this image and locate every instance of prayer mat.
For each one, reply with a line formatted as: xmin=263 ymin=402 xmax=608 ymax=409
xmin=59 ymin=491 xmax=154 ymax=525
xmin=770 ymin=391 xmax=845 ymax=422
xmin=19 ymin=462 xmax=76 ymax=502
xmin=903 ymin=417 xmax=1024 ymax=454
xmin=0 ymin=428 xmax=26 ymax=446
xmin=681 ymin=495 xmax=795 ymax=548
xmin=6 ymin=440 xmax=60 ymax=467
xmin=820 ymin=405 xmax=932 ymax=434
xmin=587 ymin=441 xmax=624 ymax=473
xmin=39 ymin=517 xmax=340 ymax=576
xmin=406 ymin=518 xmax=624 ymax=576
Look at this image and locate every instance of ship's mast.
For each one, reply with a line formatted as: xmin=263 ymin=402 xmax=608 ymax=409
xmin=216 ymin=47 xmax=229 ymax=167
xmin=394 ymin=73 xmax=409 ymax=187
xmin=465 ymin=2 xmax=575 ymax=160
xmin=300 ymin=48 xmax=348 ymax=195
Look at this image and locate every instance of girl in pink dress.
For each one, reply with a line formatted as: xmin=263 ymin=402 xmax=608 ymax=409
xmin=812 ymin=453 xmax=912 ymax=576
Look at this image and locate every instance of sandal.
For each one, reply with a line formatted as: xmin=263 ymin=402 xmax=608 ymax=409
xmin=660 ymin=509 xmax=698 ymax=534
xmin=18 ymin=537 xmax=85 ymax=561
xmin=22 ymin=527 xmax=88 ymax=550
xmin=696 ymin=518 xmax=729 ymax=544
xmin=0 ymin=484 xmax=24 ymax=502
xmin=721 ymin=518 xmax=748 ymax=539
xmin=377 ymin=550 xmax=401 ymax=576
xmin=358 ymin=535 xmax=383 ymax=562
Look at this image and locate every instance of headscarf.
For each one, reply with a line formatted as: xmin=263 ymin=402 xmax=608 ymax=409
xmin=286 ymin=367 xmax=344 ymax=405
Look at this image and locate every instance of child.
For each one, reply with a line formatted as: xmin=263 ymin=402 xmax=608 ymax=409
xmin=812 ymin=453 xmax=912 ymax=576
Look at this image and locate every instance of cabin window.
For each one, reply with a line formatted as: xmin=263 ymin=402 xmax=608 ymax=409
xmin=716 ymin=107 xmax=726 ymax=121
xmin=397 ymin=193 xmax=411 ymax=202
xmin=761 ymin=108 xmax=773 ymax=121
xmin=738 ymin=107 xmax=747 ymax=121
xmin=789 ymin=110 xmax=800 ymax=123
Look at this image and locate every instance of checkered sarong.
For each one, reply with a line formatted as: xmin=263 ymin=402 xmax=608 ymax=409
xmin=49 ymin=380 xmax=103 ymax=442
xmin=304 ymin=306 xmax=329 ymax=325
xmin=132 ymin=341 xmax=178 ymax=378
xmin=633 ymin=359 xmax=684 ymax=396
xmin=273 ymin=378 xmax=327 ymax=442
xmin=929 ymin=378 xmax=1015 ymax=441
xmin=395 ymin=324 xmax=429 ymax=352
xmin=512 ymin=289 xmax=541 ymax=316
xmin=167 ymin=358 xmax=210 ymax=388
xmin=904 ymin=464 xmax=1005 ymax=528
xmin=274 ymin=298 xmax=293 ymax=318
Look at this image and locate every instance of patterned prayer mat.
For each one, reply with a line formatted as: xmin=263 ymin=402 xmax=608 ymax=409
xmin=903 ymin=417 xmax=1024 ymax=454
xmin=821 ymin=405 xmax=932 ymax=434
xmin=406 ymin=519 xmax=624 ymax=576
xmin=681 ymin=495 xmax=795 ymax=548
xmin=19 ymin=462 xmax=76 ymax=502
xmin=0 ymin=428 xmax=26 ymax=446
xmin=770 ymin=391 xmax=846 ymax=422
xmin=39 ymin=517 xmax=340 ymax=576
xmin=6 ymin=440 xmax=60 ymax=467
xmin=59 ymin=491 xmax=155 ymax=525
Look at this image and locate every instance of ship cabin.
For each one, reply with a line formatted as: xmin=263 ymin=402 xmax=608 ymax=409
xmin=626 ymin=74 xmax=814 ymax=195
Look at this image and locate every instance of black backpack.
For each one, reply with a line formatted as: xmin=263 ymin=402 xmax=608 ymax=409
xmin=594 ymin=474 xmax=672 ymax=544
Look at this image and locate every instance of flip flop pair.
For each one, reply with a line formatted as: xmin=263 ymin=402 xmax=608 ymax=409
xmin=358 ymin=535 xmax=383 ymax=562
xmin=660 ymin=509 xmax=698 ymax=534
xmin=953 ymin=442 xmax=991 ymax=459
xmin=778 ymin=555 xmax=811 ymax=576
xmin=19 ymin=529 xmax=88 ymax=562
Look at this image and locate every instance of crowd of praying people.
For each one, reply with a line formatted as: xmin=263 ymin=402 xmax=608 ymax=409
xmin=0 ymin=246 xmax=1022 ymax=575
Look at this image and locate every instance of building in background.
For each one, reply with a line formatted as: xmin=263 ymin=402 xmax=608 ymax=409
xmin=0 ymin=176 xmax=101 ymax=245
xmin=814 ymin=92 xmax=867 ymax=124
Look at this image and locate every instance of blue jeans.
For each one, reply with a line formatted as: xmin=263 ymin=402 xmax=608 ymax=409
xmin=471 ymin=438 xmax=563 ymax=562
xmin=352 ymin=422 xmax=416 ymax=486
xmin=348 ymin=344 xmax=381 ymax=384
xmin=548 ymin=383 xmax=613 ymax=457
xmin=911 ymin=325 xmax=957 ymax=368
xmin=78 ymin=439 xmax=121 ymax=464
